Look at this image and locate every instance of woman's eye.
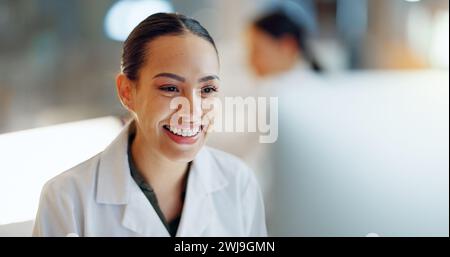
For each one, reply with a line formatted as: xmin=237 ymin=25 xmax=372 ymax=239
xmin=160 ymin=86 xmax=179 ymax=93
xmin=201 ymin=86 xmax=218 ymax=96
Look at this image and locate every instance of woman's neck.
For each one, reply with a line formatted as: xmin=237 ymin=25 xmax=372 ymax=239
xmin=130 ymin=128 xmax=189 ymax=195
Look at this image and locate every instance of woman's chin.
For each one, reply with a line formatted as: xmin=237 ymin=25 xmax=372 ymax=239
xmin=163 ymin=148 xmax=199 ymax=163
xmin=160 ymin=136 xmax=204 ymax=163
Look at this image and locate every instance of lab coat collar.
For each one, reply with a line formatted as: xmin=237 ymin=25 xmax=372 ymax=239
xmin=96 ymin=120 xmax=228 ymax=236
xmin=176 ymin=146 xmax=229 ymax=236
xmin=96 ymin=120 xmax=131 ymax=205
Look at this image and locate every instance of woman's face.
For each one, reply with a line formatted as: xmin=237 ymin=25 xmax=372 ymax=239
xmin=120 ymin=33 xmax=220 ymax=163
xmin=247 ymin=26 xmax=282 ymax=77
xmin=247 ymin=26 xmax=297 ymax=77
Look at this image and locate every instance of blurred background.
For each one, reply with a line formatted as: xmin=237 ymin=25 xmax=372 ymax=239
xmin=0 ymin=0 xmax=448 ymax=236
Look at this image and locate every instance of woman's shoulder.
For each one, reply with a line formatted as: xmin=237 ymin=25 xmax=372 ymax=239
xmin=40 ymin=154 xmax=100 ymax=198
xmin=200 ymin=146 xmax=258 ymax=187
xmin=203 ymin=146 xmax=249 ymax=169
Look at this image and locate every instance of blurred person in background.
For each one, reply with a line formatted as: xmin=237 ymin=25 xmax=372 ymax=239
xmin=246 ymin=1 xmax=449 ymax=236
xmin=243 ymin=3 xmax=326 ymax=231
xmin=248 ymin=5 xmax=323 ymax=94
xmin=32 ymin=13 xmax=267 ymax=237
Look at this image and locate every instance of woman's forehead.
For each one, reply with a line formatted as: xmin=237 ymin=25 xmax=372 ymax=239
xmin=140 ymin=34 xmax=219 ymax=79
xmin=146 ymin=34 xmax=218 ymax=64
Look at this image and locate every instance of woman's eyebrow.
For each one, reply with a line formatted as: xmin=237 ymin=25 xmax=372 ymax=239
xmin=152 ymin=73 xmax=220 ymax=83
xmin=153 ymin=73 xmax=186 ymax=82
xmin=198 ymin=75 xmax=220 ymax=83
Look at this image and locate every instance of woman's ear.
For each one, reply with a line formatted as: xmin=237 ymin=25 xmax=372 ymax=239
xmin=116 ymin=73 xmax=135 ymax=112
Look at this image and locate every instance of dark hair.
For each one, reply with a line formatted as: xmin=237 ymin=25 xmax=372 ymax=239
xmin=254 ymin=10 xmax=322 ymax=73
xmin=121 ymin=13 xmax=218 ymax=81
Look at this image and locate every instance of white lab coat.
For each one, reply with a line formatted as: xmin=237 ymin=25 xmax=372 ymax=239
xmin=32 ymin=121 xmax=267 ymax=237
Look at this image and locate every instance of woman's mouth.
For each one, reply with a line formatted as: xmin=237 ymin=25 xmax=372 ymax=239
xmin=162 ymin=125 xmax=203 ymax=144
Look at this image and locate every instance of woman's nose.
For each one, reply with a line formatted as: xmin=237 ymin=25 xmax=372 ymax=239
xmin=177 ymin=89 xmax=202 ymax=125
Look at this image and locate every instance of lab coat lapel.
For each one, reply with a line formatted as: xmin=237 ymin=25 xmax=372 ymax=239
xmin=176 ymin=147 xmax=228 ymax=237
xmin=175 ymin=171 xmax=213 ymax=237
xmin=121 ymin=180 xmax=170 ymax=236
xmin=96 ymin=121 xmax=169 ymax=236
xmin=96 ymin=122 xmax=130 ymax=205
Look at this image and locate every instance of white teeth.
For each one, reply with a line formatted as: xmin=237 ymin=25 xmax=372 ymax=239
xmin=167 ymin=126 xmax=200 ymax=137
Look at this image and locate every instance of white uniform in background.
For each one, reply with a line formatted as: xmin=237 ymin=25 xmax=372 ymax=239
xmin=32 ymin=122 xmax=267 ymax=237
xmin=249 ymin=62 xmax=325 ymax=227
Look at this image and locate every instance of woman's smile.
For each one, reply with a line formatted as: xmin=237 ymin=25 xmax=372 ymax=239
xmin=162 ymin=124 xmax=204 ymax=145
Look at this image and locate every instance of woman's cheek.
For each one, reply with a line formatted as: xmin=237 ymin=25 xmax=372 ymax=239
xmin=146 ymin=97 xmax=176 ymax=127
xmin=134 ymin=98 xmax=160 ymax=130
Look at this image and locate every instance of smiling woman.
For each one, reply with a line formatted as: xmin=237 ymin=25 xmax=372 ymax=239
xmin=32 ymin=13 xmax=267 ymax=237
